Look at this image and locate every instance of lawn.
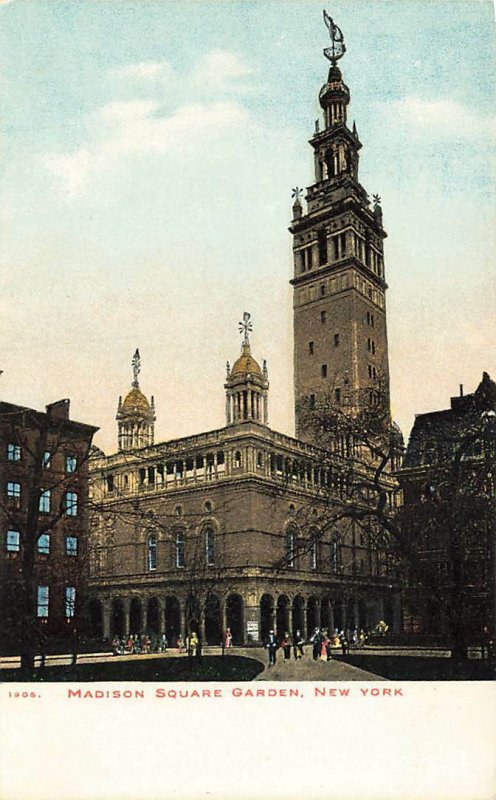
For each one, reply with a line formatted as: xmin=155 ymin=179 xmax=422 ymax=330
xmin=0 ymin=654 xmax=265 ymax=683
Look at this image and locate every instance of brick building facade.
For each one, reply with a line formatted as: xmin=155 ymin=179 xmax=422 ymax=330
xmin=0 ymin=398 xmax=97 ymax=652
xmin=87 ymin=18 xmax=402 ymax=646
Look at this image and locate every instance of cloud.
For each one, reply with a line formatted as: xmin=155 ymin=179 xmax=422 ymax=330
xmin=44 ymin=99 xmax=249 ymax=196
xmin=109 ymin=61 xmax=175 ymax=82
xmin=191 ymin=50 xmax=254 ymax=93
xmin=386 ymin=96 xmax=496 ymax=139
xmin=43 ymin=49 xmax=257 ymax=197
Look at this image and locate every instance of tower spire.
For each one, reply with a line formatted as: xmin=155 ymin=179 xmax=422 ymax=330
xmin=131 ymin=348 xmax=141 ymax=388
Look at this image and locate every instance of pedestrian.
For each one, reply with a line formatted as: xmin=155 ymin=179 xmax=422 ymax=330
xmin=189 ymin=631 xmax=198 ymax=657
xmin=225 ymin=627 xmax=233 ymax=649
xmin=266 ymin=629 xmax=278 ymax=666
xmin=311 ymin=628 xmax=322 ymax=661
xmin=176 ymin=634 xmax=184 ymax=653
xmin=324 ymin=631 xmax=332 ymax=661
xmin=195 ymin=634 xmax=202 ymax=661
xmin=339 ymin=631 xmax=349 ymax=656
xmin=281 ymin=632 xmax=291 ymax=662
xmin=293 ymin=629 xmax=304 ymax=660
xmin=160 ymin=633 xmax=168 ymax=652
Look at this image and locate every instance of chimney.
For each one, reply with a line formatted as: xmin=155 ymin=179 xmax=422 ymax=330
xmin=459 ymin=384 xmax=464 ymax=397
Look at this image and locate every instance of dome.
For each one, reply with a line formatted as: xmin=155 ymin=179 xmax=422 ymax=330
xmin=231 ymin=344 xmax=262 ymax=378
xmin=122 ymin=386 xmax=150 ymax=411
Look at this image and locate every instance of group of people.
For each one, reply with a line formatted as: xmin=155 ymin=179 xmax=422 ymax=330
xmin=265 ymin=627 xmax=368 ymax=665
xmin=112 ymin=633 xmax=168 ymax=655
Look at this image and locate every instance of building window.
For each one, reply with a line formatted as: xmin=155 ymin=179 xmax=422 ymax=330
xmin=234 ymin=451 xmax=242 ymax=468
xmin=320 ymin=284 xmax=326 ymax=297
xmin=38 ymin=534 xmax=50 ymax=555
xmin=6 ymin=530 xmax=20 ymax=552
xmin=309 ymin=394 xmax=315 ymax=409
xmin=175 ymin=505 xmax=183 ymax=517
xmin=335 ymin=387 xmax=341 ymax=404
xmin=334 ymin=333 xmax=340 ymax=347
xmin=308 ymin=341 xmax=314 ymax=355
xmin=204 ymin=500 xmax=213 ymax=513
xmin=65 ymin=455 xmax=77 ymax=473
xmin=37 ymin=585 xmax=49 ymax=618
xmin=176 ymin=531 xmax=185 ymax=568
xmin=321 ymin=364 xmax=327 ymax=378
xmin=256 ymin=452 xmax=263 ymax=469
xmin=64 ymin=492 xmax=78 ymax=517
xmin=205 ymin=527 xmax=215 ymax=566
xmin=39 ymin=489 xmax=51 ymax=514
xmin=106 ymin=474 xmax=114 ymax=492
xmin=372 ymin=340 xmax=376 ymax=355
xmin=7 ymin=443 xmax=21 ymax=461
xmin=147 ymin=533 xmax=157 ymax=571
xmin=43 ymin=451 xmax=52 ymax=469
xmin=66 ymin=536 xmax=78 ymax=556
xmin=320 ymin=310 xmax=327 ymax=324
xmin=65 ymin=586 xmax=76 ymax=618
xmin=6 ymin=482 xmax=21 ymax=507
xmin=285 ymin=529 xmax=295 ymax=568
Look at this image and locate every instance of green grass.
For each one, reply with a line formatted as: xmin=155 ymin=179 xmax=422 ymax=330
xmin=0 ymin=655 xmax=265 ymax=683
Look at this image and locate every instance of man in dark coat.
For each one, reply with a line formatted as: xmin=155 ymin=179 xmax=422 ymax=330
xmin=266 ymin=630 xmax=278 ymax=666
xmin=311 ymin=628 xmax=323 ymax=661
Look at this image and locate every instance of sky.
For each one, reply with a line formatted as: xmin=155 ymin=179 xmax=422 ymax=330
xmin=0 ymin=0 xmax=494 ymax=453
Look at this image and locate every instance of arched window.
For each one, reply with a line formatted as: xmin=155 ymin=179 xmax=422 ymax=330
xmin=234 ymin=451 xmax=242 ymax=468
xmin=176 ymin=531 xmax=185 ymax=568
xmin=285 ymin=528 xmax=295 ymax=568
xmin=205 ymin=527 xmax=215 ymax=566
xmin=147 ymin=534 xmax=157 ymax=571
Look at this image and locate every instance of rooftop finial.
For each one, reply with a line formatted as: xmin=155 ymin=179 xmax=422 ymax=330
xmin=323 ymin=10 xmax=346 ymax=65
xmin=132 ymin=348 xmax=141 ymax=388
xmin=238 ymin=312 xmax=253 ymax=347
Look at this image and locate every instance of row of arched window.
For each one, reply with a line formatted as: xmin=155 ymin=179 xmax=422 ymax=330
xmin=284 ymin=528 xmax=342 ymax=572
xmin=146 ymin=527 xmax=215 ymax=572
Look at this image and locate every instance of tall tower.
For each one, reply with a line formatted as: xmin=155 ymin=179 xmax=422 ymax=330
xmin=116 ymin=349 xmax=156 ymax=451
xmin=225 ymin=313 xmax=269 ymax=425
xmin=290 ymin=13 xmax=390 ymax=438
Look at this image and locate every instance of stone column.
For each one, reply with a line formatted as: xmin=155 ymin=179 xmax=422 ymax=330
xmin=225 ymin=393 xmax=231 ymax=425
xmin=392 ymin=592 xmax=402 ymax=634
xmin=199 ymin=606 xmax=206 ymax=643
xmin=180 ymin=601 xmax=186 ymax=638
xmin=221 ymin=598 xmax=227 ymax=636
xmin=353 ymin=600 xmax=360 ymax=629
xmin=315 ymin=600 xmax=321 ymax=630
xmin=244 ymin=591 xmax=260 ymax=645
xmin=341 ymin=599 xmax=347 ymax=630
xmin=301 ymin=600 xmax=308 ymax=640
xmin=102 ymin=599 xmax=111 ymax=640
xmin=122 ymin=597 xmax=131 ymax=636
xmin=158 ymin=598 xmax=166 ymax=635
xmin=140 ymin=600 xmax=147 ymax=634
xmin=329 ymin=603 xmax=335 ymax=634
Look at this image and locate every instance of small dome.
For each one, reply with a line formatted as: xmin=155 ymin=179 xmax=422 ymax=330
xmin=231 ymin=344 xmax=262 ymax=378
xmin=122 ymin=386 xmax=150 ymax=411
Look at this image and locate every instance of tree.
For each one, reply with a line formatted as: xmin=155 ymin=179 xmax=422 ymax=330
xmin=0 ymin=399 xmax=97 ymax=673
xmin=272 ymin=374 xmax=496 ymax=663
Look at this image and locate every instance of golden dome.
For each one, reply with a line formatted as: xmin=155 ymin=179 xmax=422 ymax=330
xmin=122 ymin=386 xmax=150 ymax=411
xmin=231 ymin=344 xmax=262 ymax=378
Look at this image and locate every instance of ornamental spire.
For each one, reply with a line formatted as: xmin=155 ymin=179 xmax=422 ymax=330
xmin=238 ymin=312 xmax=253 ymax=348
xmin=131 ymin=348 xmax=141 ymax=388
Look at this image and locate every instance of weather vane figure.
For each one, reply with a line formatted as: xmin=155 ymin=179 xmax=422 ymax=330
xmin=239 ymin=312 xmax=253 ymax=346
xmin=323 ymin=10 xmax=346 ymax=65
xmin=292 ymin=187 xmax=303 ymax=201
xmin=132 ymin=348 xmax=141 ymax=387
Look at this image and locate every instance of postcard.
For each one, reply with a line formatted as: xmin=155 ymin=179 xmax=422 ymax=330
xmin=0 ymin=2 xmax=495 ymax=799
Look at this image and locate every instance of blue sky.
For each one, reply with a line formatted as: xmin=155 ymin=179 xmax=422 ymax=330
xmin=0 ymin=0 xmax=494 ymax=451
